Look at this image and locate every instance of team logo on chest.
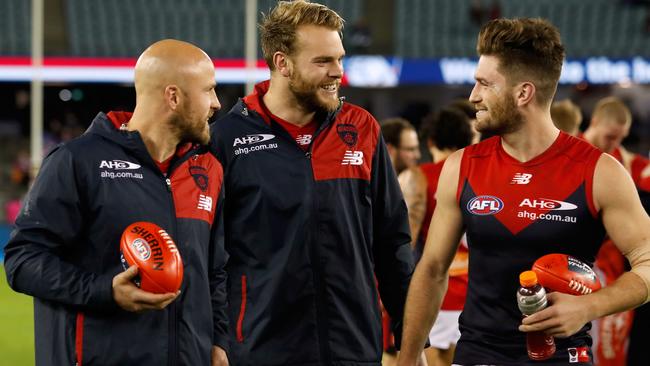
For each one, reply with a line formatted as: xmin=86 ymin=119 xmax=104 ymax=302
xmin=189 ymin=165 xmax=209 ymax=191
xmin=336 ymin=124 xmax=358 ymax=147
xmin=467 ymin=195 xmax=504 ymax=215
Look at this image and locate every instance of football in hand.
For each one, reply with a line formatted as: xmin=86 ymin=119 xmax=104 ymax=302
xmin=532 ymin=253 xmax=601 ymax=295
xmin=120 ymin=221 xmax=183 ymax=293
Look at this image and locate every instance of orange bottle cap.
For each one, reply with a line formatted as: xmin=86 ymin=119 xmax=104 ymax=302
xmin=520 ymin=270 xmax=538 ymax=287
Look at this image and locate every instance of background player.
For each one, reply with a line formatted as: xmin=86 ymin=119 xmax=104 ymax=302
xmin=398 ymin=106 xmax=474 ymax=366
xmin=382 ymin=117 xmax=422 ymax=175
xmin=551 ymin=99 xmax=582 ymax=136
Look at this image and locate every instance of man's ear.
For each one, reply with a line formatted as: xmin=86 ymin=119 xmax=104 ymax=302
xmin=165 ymin=85 xmax=180 ymax=110
xmin=273 ymin=52 xmax=292 ymax=77
xmin=516 ymin=82 xmax=536 ymax=107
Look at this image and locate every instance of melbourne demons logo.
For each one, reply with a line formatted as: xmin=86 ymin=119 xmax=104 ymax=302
xmin=467 ymin=195 xmax=504 ymax=215
xmin=189 ymin=165 xmax=209 ymax=191
xmin=337 ymin=124 xmax=358 ymax=147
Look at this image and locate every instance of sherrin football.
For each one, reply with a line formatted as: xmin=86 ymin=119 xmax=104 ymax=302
xmin=532 ymin=253 xmax=601 ymax=295
xmin=120 ymin=222 xmax=183 ymax=294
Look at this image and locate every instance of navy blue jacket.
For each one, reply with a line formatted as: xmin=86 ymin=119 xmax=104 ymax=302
xmin=4 ymin=112 xmax=228 ymax=366
xmin=210 ymin=82 xmax=414 ymax=366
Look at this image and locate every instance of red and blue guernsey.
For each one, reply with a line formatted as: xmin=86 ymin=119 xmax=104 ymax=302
xmin=454 ymin=132 xmax=606 ymax=365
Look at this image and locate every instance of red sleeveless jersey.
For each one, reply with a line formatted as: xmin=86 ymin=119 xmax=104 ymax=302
xmin=454 ymin=132 xmax=606 ymax=364
xmin=419 ymin=161 xmax=444 ymax=243
xmin=420 ymin=161 xmax=468 ymax=311
xmin=610 ymin=146 xmax=649 ymax=185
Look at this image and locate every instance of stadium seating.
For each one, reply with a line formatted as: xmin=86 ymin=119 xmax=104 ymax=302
xmin=0 ymin=0 xmax=30 ymax=55
xmin=3 ymin=0 xmax=650 ymax=59
xmin=395 ymin=0 xmax=650 ymax=58
xmin=64 ymin=0 xmax=361 ymax=58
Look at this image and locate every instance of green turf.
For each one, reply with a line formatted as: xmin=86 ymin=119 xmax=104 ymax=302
xmin=0 ymin=265 xmax=34 ymax=366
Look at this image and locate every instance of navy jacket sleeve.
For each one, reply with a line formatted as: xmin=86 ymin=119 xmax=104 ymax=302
xmin=210 ymin=186 xmax=229 ymax=351
xmin=371 ymin=134 xmax=415 ymax=349
xmin=3 ymin=146 xmax=114 ymax=309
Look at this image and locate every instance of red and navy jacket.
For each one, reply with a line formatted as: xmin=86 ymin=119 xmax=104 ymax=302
xmin=210 ymin=82 xmax=414 ymax=366
xmin=454 ymin=132 xmax=606 ymax=365
xmin=4 ymin=112 xmax=228 ymax=366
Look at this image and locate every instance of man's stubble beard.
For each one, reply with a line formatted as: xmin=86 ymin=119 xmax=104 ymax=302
xmin=476 ymin=93 xmax=524 ymax=136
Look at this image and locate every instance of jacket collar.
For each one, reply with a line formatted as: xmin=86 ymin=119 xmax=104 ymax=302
xmin=86 ymin=111 xmax=195 ymax=162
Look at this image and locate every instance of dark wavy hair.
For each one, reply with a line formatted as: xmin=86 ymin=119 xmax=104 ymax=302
xmin=421 ymin=107 xmax=473 ymax=150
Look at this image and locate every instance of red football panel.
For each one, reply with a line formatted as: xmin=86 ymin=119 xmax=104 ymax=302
xmin=533 ymin=268 xmax=570 ymax=293
xmin=139 ymin=268 xmax=171 ymax=294
xmin=532 ymin=254 xmax=601 ymax=295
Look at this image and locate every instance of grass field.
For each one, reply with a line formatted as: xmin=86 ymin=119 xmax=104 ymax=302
xmin=0 ymin=265 xmax=34 ymax=366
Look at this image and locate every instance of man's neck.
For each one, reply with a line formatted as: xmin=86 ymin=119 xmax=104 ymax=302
xmin=500 ymin=114 xmax=560 ymax=163
xmin=128 ymin=109 xmax=180 ymax=162
xmin=582 ymin=128 xmax=598 ymax=147
xmin=263 ymin=79 xmax=316 ymax=127
xmin=430 ymin=147 xmax=454 ymax=163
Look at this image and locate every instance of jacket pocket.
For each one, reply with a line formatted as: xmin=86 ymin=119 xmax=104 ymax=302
xmin=75 ymin=312 xmax=84 ymax=365
xmin=236 ymin=275 xmax=247 ymax=342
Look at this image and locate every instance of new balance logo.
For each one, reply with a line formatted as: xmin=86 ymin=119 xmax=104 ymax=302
xmin=342 ymin=150 xmax=364 ymax=165
xmin=511 ymin=173 xmax=532 ymax=185
xmin=296 ymin=134 xmax=312 ymax=146
xmin=197 ymin=195 xmax=212 ymax=212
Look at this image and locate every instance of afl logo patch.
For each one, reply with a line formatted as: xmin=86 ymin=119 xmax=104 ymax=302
xmin=131 ymin=238 xmax=152 ymax=261
xmin=467 ymin=195 xmax=504 ymax=215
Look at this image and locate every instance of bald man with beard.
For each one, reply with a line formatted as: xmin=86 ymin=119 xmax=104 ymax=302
xmin=4 ymin=39 xmax=229 ymax=366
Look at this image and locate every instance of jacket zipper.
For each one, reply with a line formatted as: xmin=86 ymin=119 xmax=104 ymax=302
xmin=162 ymin=152 xmax=196 ymax=366
xmin=74 ymin=312 xmax=84 ymax=366
xmin=163 ymin=170 xmax=177 ymax=366
xmin=267 ymin=107 xmax=338 ymax=362
xmin=236 ymin=275 xmax=248 ymax=342
xmin=305 ymin=122 xmax=332 ymax=364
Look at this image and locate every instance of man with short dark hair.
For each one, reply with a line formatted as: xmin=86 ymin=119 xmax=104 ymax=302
xmin=381 ymin=117 xmax=421 ymax=174
xmin=398 ymin=18 xmax=650 ymax=365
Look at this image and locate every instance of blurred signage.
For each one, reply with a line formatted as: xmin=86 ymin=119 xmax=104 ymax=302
xmin=352 ymin=57 xmax=650 ymax=85
xmin=0 ymin=57 xmax=270 ymax=83
xmin=423 ymin=57 xmax=650 ymax=85
xmin=2 ymin=56 xmax=650 ymax=85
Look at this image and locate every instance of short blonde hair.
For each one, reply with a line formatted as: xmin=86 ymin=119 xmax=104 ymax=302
xmin=551 ymin=99 xmax=582 ymax=135
xmin=592 ymin=96 xmax=632 ymax=127
xmin=259 ymin=0 xmax=344 ymax=70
